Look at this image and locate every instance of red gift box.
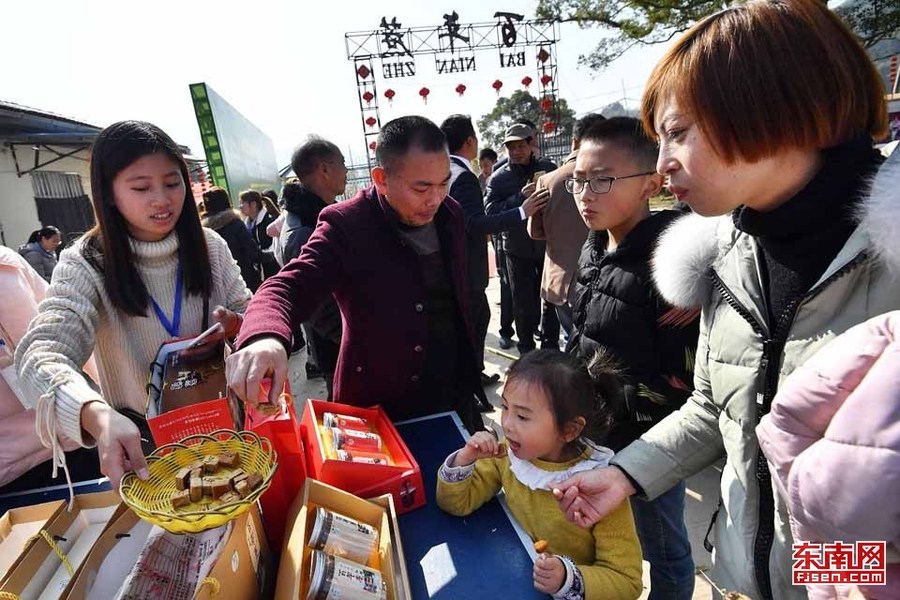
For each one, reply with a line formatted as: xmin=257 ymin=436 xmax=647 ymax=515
xmin=244 ymin=380 xmax=307 ymax=550
xmin=300 ymin=399 xmax=425 ymax=514
xmin=145 ymin=338 xmax=241 ymax=447
xmin=148 ymin=398 xmax=238 ymax=446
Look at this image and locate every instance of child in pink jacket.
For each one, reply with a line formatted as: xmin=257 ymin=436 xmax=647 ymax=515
xmin=757 ymin=311 xmax=900 ymax=600
xmin=0 ymin=246 xmax=99 ymax=490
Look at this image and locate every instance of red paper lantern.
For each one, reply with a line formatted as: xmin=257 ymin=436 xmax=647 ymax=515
xmin=521 ymin=76 xmax=533 ymax=88
xmin=362 ymin=91 xmax=374 ymax=104
xmin=492 ymin=79 xmax=503 ymax=95
xmin=419 ymin=87 xmax=430 ymax=104
xmin=540 ymin=74 xmax=552 ymax=87
xmin=357 ymin=64 xmax=371 ymax=79
xmin=365 ymin=116 xmax=377 ymax=128
xmin=540 ymin=97 xmax=552 ymax=114
xmin=543 ymin=121 xmax=556 ymax=134
xmin=384 ymin=88 xmax=396 ymax=105
xmin=455 ymin=84 xmax=467 ymax=97
xmin=369 ymin=141 xmax=377 ymax=151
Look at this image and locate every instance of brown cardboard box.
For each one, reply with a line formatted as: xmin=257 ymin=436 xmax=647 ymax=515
xmin=196 ymin=502 xmax=270 ymax=600
xmin=63 ymin=503 xmax=270 ymax=600
xmin=275 ymin=478 xmax=411 ymax=600
xmin=0 ymin=500 xmax=65 ymax=580
xmin=368 ymin=493 xmax=411 ymax=600
xmin=0 ymin=491 xmax=121 ymax=599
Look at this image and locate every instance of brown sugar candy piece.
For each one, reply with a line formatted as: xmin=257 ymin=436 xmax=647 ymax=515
xmin=189 ymin=477 xmax=203 ymax=502
xmin=234 ymin=479 xmax=251 ymax=499
xmin=229 ymin=469 xmax=248 ymax=488
xmin=218 ymin=450 xmax=239 ymax=468
xmin=534 ymin=540 xmax=549 ymax=554
xmin=245 ymin=472 xmax=263 ymax=492
xmin=202 ymin=455 xmax=219 ymax=474
xmin=219 ymin=491 xmax=241 ymax=504
xmin=171 ymin=489 xmax=191 ymax=509
xmin=174 ymin=467 xmax=192 ymax=491
xmin=210 ymin=478 xmax=232 ymax=499
xmin=201 ymin=476 xmax=217 ymax=496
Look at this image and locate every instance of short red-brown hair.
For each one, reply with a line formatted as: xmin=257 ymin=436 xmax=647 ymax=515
xmin=641 ymin=0 xmax=887 ymax=163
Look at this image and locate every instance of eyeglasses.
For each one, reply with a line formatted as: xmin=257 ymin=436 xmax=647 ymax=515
xmin=564 ymin=171 xmax=656 ymax=195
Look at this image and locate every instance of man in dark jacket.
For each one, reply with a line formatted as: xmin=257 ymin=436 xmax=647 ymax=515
xmin=484 ymin=123 xmax=557 ymax=354
xmin=440 ymin=115 xmax=548 ymax=395
xmin=275 ymin=138 xmax=348 ymax=398
xmin=228 ymin=116 xmax=485 ymax=433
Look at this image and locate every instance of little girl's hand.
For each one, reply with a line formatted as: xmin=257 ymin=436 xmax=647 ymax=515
xmin=533 ymin=554 xmax=566 ymax=595
xmin=455 ymin=431 xmax=504 ymax=465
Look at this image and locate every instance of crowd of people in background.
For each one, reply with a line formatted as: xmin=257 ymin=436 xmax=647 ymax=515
xmin=1 ymin=1 xmax=899 ymax=598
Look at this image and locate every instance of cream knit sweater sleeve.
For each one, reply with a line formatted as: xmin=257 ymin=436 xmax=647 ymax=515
xmin=15 ymin=246 xmax=106 ymax=447
xmin=15 ymin=229 xmax=251 ymax=452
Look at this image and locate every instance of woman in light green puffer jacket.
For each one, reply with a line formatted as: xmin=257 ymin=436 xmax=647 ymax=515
xmin=551 ymin=1 xmax=900 ymax=598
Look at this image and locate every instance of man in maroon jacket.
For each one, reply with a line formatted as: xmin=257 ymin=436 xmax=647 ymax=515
xmin=226 ymin=116 xmax=485 ymax=432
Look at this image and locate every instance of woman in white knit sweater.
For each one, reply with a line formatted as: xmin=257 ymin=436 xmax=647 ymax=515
xmin=15 ymin=121 xmax=251 ymax=491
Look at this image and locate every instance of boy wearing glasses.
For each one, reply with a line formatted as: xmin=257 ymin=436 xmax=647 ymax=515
xmin=566 ymin=117 xmax=700 ymax=600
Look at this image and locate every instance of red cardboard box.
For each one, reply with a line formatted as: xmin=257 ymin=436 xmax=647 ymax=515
xmin=145 ymin=338 xmax=242 ymax=447
xmin=244 ymin=380 xmax=307 ymax=550
xmin=148 ymin=398 xmax=238 ymax=446
xmin=300 ymin=399 xmax=425 ymax=514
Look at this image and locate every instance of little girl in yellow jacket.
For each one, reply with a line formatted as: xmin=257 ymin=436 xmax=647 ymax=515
xmin=437 ymin=350 xmax=642 ymax=600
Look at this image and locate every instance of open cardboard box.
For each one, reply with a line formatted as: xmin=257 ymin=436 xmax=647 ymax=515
xmin=275 ymin=478 xmax=411 ymax=600
xmin=0 ymin=491 xmax=121 ymax=600
xmin=301 ymin=399 xmax=425 ymax=514
xmin=64 ymin=502 xmax=270 ymax=600
xmin=145 ymin=337 xmax=243 ymax=447
xmin=0 ymin=500 xmax=65 ymax=580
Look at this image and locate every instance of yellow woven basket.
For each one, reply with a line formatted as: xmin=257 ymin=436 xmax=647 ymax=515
xmin=120 ymin=429 xmax=277 ymax=534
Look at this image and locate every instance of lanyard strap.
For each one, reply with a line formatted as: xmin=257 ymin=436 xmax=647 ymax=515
xmin=150 ymin=259 xmax=183 ymax=338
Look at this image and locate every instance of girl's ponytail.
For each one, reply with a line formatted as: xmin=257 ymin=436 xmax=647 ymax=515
xmin=583 ymin=348 xmax=624 ymax=445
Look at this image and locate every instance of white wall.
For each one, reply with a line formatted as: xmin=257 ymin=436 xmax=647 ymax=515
xmin=0 ymin=145 xmax=92 ymax=249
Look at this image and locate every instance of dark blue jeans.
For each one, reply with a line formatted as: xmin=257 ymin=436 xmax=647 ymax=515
xmin=630 ymin=481 xmax=695 ymax=600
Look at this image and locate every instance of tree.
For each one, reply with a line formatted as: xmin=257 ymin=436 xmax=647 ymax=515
xmin=535 ymin=0 xmax=729 ymax=71
xmin=835 ymin=0 xmax=900 ymax=49
xmin=477 ymin=90 xmax=577 ymax=151
xmin=535 ymin=0 xmax=899 ymax=72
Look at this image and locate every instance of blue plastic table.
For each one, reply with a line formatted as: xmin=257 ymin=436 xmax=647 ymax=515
xmin=0 ymin=477 xmax=111 ymax=514
xmin=395 ymin=412 xmax=544 ymax=599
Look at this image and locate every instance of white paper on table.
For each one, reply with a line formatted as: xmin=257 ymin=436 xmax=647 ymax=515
xmin=0 ymin=520 xmax=44 ymax=578
xmin=84 ymin=518 xmax=155 ymax=600
xmin=17 ymin=505 xmax=118 ymax=600
xmin=112 ymin=520 xmax=233 ymax=600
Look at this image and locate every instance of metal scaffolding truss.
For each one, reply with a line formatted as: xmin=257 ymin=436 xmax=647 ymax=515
xmin=346 ymin=19 xmax=558 ymax=59
xmin=346 ymin=15 xmax=561 ymax=168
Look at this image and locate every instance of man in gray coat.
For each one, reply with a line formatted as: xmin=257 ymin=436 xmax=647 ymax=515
xmin=278 ymin=138 xmax=347 ymax=398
